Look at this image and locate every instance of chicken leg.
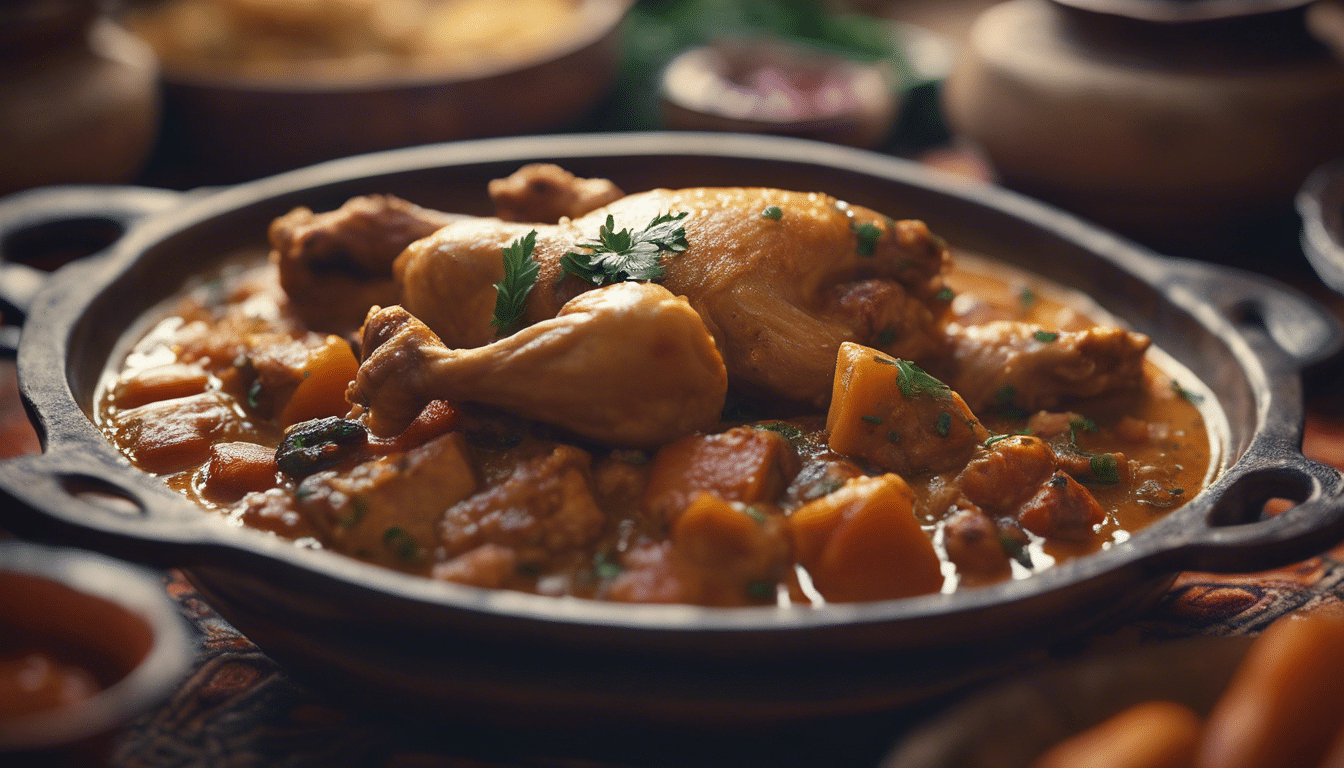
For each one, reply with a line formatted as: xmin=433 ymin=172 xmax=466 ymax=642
xmin=350 ymin=282 xmax=728 ymax=448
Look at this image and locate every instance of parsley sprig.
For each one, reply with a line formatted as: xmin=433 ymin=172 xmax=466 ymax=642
xmin=492 ymin=230 xmax=540 ymax=331
xmin=561 ymin=212 xmax=689 ymax=285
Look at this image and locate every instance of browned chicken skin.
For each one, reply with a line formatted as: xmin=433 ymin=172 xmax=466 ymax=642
xmin=269 ymin=194 xmax=462 ymax=333
xmin=396 ymin=185 xmax=952 ymax=406
xmin=942 ymin=321 xmax=1151 ymax=413
xmin=350 ymin=282 xmax=728 ymax=448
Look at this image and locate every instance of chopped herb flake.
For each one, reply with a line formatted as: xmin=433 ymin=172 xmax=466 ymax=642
xmin=877 ymin=358 xmax=953 ymax=401
xmin=1172 ymin=380 xmax=1206 ymax=405
xmin=754 ymin=421 xmax=805 ymax=446
xmin=761 ymin=205 xmax=783 ymax=220
xmin=1049 ymin=474 xmax=1068 ymax=488
xmin=382 ymin=526 xmax=418 ymax=561
xmin=743 ymin=506 xmax=768 ymax=524
xmin=1000 ymin=535 xmax=1034 ymax=569
xmin=887 ymin=430 xmax=901 ymax=443
xmin=1033 ymin=330 xmax=1059 ymax=343
xmin=861 ymin=415 xmax=884 ymax=425
xmin=746 ymin=580 xmax=775 ymax=600
xmin=935 ymin=411 xmax=952 ymax=437
xmin=1019 ymin=287 xmax=1036 ymax=308
xmin=593 ymin=552 xmax=623 ymax=580
xmin=1089 ymin=453 xmax=1123 ymax=485
xmin=854 ymin=222 xmax=883 ymax=256
xmin=935 ymin=287 xmax=955 ymax=302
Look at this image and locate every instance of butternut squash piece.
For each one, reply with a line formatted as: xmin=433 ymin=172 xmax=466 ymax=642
xmin=826 ymin=342 xmax=986 ymax=476
xmin=1032 ymin=700 xmax=1201 ymax=768
xmin=276 ymin=335 xmax=358 ymax=427
xmin=202 ymin=442 xmax=281 ymax=502
xmin=111 ymin=363 xmax=210 ymax=409
xmin=790 ymin=474 xmax=944 ymax=602
xmin=671 ymin=493 xmax=789 ymax=583
xmin=1195 ymin=611 xmax=1344 ymax=768
xmin=642 ymin=426 xmax=798 ymax=526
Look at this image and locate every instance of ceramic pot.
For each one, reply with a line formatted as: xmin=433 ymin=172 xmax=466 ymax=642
xmin=943 ymin=0 xmax=1344 ymax=249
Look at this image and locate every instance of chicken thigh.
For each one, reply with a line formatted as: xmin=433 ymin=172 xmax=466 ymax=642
xmin=395 ymin=185 xmax=952 ymax=406
xmin=350 ymin=281 xmax=728 ymax=448
xmin=942 ymin=321 xmax=1151 ymax=412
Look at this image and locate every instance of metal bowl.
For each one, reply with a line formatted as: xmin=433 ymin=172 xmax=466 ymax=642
xmin=0 ymin=132 xmax=1341 ymax=724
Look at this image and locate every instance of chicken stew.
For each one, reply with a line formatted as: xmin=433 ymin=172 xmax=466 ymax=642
xmin=96 ymin=165 xmax=1216 ymax=606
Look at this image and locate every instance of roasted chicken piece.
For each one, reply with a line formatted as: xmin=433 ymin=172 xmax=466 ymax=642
xmin=942 ymin=321 xmax=1151 ymax=413
xmin=269 ymin=194 xmax=461 ymax=333
xmin=350 ymin=281 xmax=728 ymax=448
xmin=487 ymin=163 xmax=624 ymax=223
xmin=395 ymin=185 xmax=952 ymax=406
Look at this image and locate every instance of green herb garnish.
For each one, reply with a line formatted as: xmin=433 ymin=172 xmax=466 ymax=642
xmin=935 ymin=411 xmax=952 ymax=437
xmin=491 ymin=230 xmax=540 ymax=331
xmin=861 ymin=415 xmax=884 ymax=425
xmin=594 ymin=552 xmax=623 ymax=580
xmin=382 ymin=526 xmax=419 ymax=561
xmin=1018 ymin=287 xmax=1037 ymax=309
xmin=984 ymin=429 xmax=1033 ymax=447
xmin=1033 ymin=330 xmax=1059 ymax=343
xmin=761 ymin=205 xmax=783 ymax=220
xmin=935 ymin=287 xmax=955 ymax=302
xmin=1089 ymin=453 xmax=1123 ymax=485
xmin=854 ymin=222 xmax=883 ymax=256
xmin=561 ymin=211 xmax=689 ymax=285
xmin=1172 ymin=380 xmax=1206 ymax=405
xmin=875 ymin=357 xmax=953 ymax=401
xmin=746 ymin=580 xmax=775 ymax=600
xmin=743 ymin=506 xmax=768 ymax=524
xmin=754 ymin=421 xmax=805 ymax=447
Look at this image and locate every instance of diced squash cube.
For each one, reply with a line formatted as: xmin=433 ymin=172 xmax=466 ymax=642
xmin=277 ymin=335 xmax=359 ymax=427
xmin=826 ymin=342 xmax=986 ymax=476
xmin=790 ymin=473 xmax=944 ymax=602
xmin=642 ymin=426 xmax=798 ymax=525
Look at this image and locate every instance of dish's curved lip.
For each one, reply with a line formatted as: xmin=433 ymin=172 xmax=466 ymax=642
xmin=10 ymin=131 xmax=1320 ymax=640
xmin=0 ymin=541 xmax=194 ymax=751
xmin=119 ymin=0 xmax=631 ymax=94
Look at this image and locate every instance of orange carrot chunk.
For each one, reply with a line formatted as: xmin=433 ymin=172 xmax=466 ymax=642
xmin=790 ymin=473 xmax=943 ymax=602
xmin=1195 ymin=611 xmax=1344 ymax=768
xmin=1032 ymin=700 xmax=1201 ymax=768
xmin=202 ymin=441 xmax=281 ymax=502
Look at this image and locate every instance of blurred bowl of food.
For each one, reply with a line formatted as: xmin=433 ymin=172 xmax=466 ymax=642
xmin=0 ymin=540 xmax=193 ymax=763
xmin=1298 ymin=156 xmax=1344 ymax=296
xmin=883 ymin=609 xmax=1344 ymax=768
xmin=118 ymin=0 xmax=632 ymax=182
xmin=659 ymin=36 xmax=900 ymax=148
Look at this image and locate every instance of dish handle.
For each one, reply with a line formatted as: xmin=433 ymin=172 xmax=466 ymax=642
xmin=0 ymin=185 xmax=183 ymax=356
xmin=1156 ymin=258 xmax=1344 ymax=573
